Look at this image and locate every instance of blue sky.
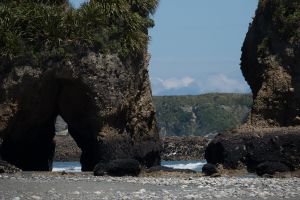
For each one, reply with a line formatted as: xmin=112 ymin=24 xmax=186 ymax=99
xmin=70 ymin=0 xmax=258 ymax=95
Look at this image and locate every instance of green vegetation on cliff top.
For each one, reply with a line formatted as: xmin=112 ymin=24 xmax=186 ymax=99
xmin=153 ymin=93 xmax=252 ymax=136
xmin=272 ymin=0 xmax=300 ymax=40
xmin=258 ymin=0 xmax=300 ymax=52
xmin=0 ymin=0 xmax=159 ymax=71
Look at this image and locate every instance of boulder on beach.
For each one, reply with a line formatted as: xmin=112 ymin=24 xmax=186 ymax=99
xmin=202 ymin=163 xmax=218 ymax=176
xmin=256 ymin=161 xmax=290 ymax=176
xmin=94 ymin=159 xmax=141 ymax=177
xmin=205 ymin=127 xmax=300 ymax=173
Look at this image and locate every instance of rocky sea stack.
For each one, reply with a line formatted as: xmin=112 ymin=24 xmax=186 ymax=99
xmin=0 ymin=0 xmax=160 ymax=171
xmin=205 ymin=0 xmax=300 ymax=176
xmin=241 ymin=0 xmax=300 ymax=127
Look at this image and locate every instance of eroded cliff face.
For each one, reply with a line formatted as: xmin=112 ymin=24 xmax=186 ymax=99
xmin=0 ymin=53 xmax=160 ymax=171
xmin=241 ymin=0 xmax=300 ymax=127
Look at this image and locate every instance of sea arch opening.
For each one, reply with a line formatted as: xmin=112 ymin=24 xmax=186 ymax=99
xmin=53 ymin=115 xmax=82 ymax=172
xmin=0 ymin=78 xmax=101 ymax=171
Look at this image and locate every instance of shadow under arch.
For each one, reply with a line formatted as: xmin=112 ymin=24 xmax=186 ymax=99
xmin=0 ymin=78 xmax=102 ymax=171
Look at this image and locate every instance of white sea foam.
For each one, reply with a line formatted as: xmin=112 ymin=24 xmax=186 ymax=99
xmin=52 ymin=162 xmax=81 ymax=172
xmin=163 ymin=162 xmax=204 ymax=170
xmin=162 ymin=160 xmax=206 ymax=172
xmin=52 ymin=160 xmax=207 ymax=172
xmin=52 ymin=166 xmax=81 ymax=172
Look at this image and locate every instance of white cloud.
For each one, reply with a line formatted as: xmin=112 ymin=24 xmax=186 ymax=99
xmin=151 ymin=76 xmax=197 ymax=95
xmin=205 ymin=74 xmax=249 ymax=93
xmin=151 ymin=74 xmax=250 ymax=96
xmin=159 ymin=76 xmax=195 ymax=89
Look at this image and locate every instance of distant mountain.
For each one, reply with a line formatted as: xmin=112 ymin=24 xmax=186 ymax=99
xmin=153 ymin=93 xmax=252 ymax=136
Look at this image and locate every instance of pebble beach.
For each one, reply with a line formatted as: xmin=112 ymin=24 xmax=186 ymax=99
xmin=1 ymin=172 xmax=300 ymax=199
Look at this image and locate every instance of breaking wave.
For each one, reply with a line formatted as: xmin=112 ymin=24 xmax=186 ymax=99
xmin=52 ymin=160 xmax=207 ymax=173
xmin=161 ymin=160 xmax=206 ymax=172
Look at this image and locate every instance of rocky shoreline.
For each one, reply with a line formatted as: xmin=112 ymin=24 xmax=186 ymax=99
xmin=54 ymin=135 xmax=209 ymax=162
xmin=1 ymin=172 xmax=300 ymax=199
xmin=53 ymin=135 xmax=81 ymax=162
xmin=160 ymin=136 xmax=209 ymax=161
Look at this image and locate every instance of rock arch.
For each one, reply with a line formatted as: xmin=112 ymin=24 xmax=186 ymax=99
xmin=0 ymin=53 xmax=160 ymax=171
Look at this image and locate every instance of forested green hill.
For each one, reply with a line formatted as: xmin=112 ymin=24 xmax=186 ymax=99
xmin=153 ymin=93 xmax=252 ymax=136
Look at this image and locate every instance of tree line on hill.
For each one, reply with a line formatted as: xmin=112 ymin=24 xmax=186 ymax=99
xmin=153 ymin=93 xmax=252 ymax=136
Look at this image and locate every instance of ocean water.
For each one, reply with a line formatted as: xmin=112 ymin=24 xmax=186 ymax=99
xmin=162 ymin=160 xmax=206 ymax=172
xmin=52 ymin=160 xmax=207 ymax=173
xmin=52 ymin=162 xmax=81 ymax=173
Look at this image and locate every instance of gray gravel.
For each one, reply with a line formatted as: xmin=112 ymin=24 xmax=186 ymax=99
xmin=0 ymin=173 xmax=300 ymax=199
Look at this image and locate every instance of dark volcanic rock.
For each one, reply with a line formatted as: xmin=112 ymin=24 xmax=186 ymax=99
xmin=202 ymin=164 xmax=218 ymax=176
xmin=94 ymin=159 xmax=141 ymax=177
xmin=53 ymin=135 xmax=209 ymax=162
xmin=256 ymin=161 xmax=290 ymax=176
xmin=205 ymin=131 xmax=247 ymax=169
xmin=241 ymin=0 xmax=300 ymax=127
xmin=0 ymin=53 xmax=160 ymax=171
xmin=205 ymin=127 xmax=300 ymax=172
xmin=93 ymin=162 xmax=107 ymax=176
xmin=0 ymin=160 xmax=21 ymax=174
